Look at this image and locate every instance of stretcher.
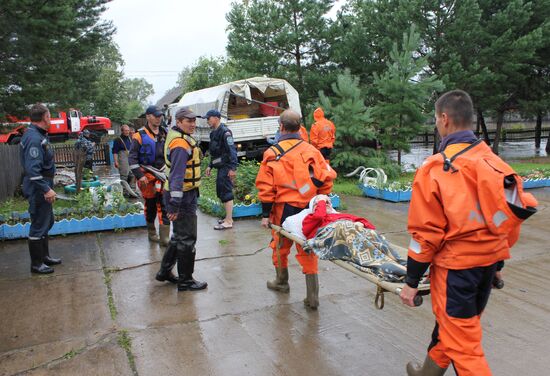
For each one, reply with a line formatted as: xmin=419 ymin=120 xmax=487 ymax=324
xmin=269 ymin=224 xmax=430 ymax=309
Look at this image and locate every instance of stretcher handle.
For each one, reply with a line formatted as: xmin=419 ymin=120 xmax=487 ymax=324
xmin=395 ymin=287 xmax=424 ymax=307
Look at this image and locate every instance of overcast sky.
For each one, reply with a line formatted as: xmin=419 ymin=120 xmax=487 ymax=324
xmin=103 ymin=0 xmax=344 ymax=105
xmin=103 ymin=0 xmax=233 ymax=104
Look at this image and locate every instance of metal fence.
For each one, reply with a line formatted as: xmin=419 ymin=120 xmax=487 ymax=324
xmin=410 ymin=127 xmax=550 ymax=145
xmin=0 ymin=144 xmax=24 ymax=201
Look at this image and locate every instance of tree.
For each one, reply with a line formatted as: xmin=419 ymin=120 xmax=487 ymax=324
xmin=317 ymin=70 xmax=376 ymax=173
xmin=123 ymin=78 xmax=154 ymax=105
xmin=332 ymin=0 xmax=416 ymax=90
xmin=226 ymin=0 xmax=337 ymax=105
xmin=178 ymin=56 xmax=239 ymax=92
xmin=369 ymin=26 xmax=443 ymax=165
xmin=0 ymin=0 xmax=115 ymax=118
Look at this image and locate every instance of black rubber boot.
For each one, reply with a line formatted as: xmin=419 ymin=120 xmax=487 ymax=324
xmin=29 ymin=239 xmax=54 ymax=274
xmin=42 ymin=236 xmax=62 ymax=266
xmin=303 ymin=274 xmax=319 ymax=310
xmin=267 ymin=267 xmax=290 ymax=293
xmin=407 ymin=356 xmax=447 ymax=376
xmin=177 ymin=246 xmax=207 ymax=291
xmin=155 ymin=242 xmax=178 ymax=284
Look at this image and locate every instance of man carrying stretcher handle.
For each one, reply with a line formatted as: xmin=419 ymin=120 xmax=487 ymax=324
xmin=400 ymin=90 xmax=538 ymax=376
xmin=256 ymin=109 xmax=337 ymax=310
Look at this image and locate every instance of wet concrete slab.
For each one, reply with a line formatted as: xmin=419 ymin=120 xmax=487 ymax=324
xmin=0 ymin=187 xmax=549 ymax=375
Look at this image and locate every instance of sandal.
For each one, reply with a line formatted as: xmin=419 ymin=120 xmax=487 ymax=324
xmin=214 ymin=223 xmax=233 ymax=230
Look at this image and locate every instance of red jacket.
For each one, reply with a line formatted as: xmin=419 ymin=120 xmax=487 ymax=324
xmin=302 ymin=200 xmax=376 ymax=239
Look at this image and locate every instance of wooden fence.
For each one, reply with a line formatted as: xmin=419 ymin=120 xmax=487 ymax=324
xmin=52 ymin=142 xmax=111 ymax=167
xmin=0 ymin=142 xmax=112 ymax=201
xmin=0 ymin=145 xmax=25 ymax=201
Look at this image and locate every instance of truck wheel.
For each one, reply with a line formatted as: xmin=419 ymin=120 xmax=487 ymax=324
xmin=9 ymin=136 xmax=21 ymax=145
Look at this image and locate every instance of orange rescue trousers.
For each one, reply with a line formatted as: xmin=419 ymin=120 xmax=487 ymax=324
xmin=139 ymin=172 xmax=168 ymax=225
xmin=427 ymin=264 xmax=497 ymax=376
xmin=269 ymin=203 xmax=318 ymax=274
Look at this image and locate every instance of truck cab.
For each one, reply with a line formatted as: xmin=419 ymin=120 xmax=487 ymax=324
xmin=169 ymin=77 xmax=301 ymax=159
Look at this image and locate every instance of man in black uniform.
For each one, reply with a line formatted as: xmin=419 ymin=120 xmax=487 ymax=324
xmin=204 ymin=110 xmax=238 ymax=230
xmin=20 ymin=103 xmax=62 ymax=274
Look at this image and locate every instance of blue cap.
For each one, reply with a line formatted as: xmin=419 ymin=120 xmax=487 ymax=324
xmin=205 ymin=109 xmax=221 ymax=119
xmin=145 ymin=105 xmax=163 ymax=117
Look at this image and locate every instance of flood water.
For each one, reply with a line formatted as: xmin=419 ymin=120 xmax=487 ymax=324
xmin=390 ymin=139 xmax=548 ymax=171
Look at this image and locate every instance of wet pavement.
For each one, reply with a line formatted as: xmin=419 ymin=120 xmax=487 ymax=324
xmin=1 ymin=189 xmax=549 ymax=376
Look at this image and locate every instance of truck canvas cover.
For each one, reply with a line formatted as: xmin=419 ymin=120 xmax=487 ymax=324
xmin=177 ymin=77 xmax=302 ymax=119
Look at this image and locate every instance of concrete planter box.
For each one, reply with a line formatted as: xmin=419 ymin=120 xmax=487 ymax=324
xmin=201 ymin=194 xmax=341 ymax=218
xmin=359 ymin=178 xmax=548 ymax=203
xmin=360 ymin=185 xmax=412 ymax=202
xmin=0 ymin=213 xmax=146 ymax=240
xmin=522 ymin=178 xmax=550 ymax=189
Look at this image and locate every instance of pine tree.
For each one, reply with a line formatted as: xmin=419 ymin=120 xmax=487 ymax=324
xmin=0 ymin=0 xmax=115 ymax=118
xmin=317 ymin=70 xmax=377 ymax=173
xmin=226 ymin=0 xmax=336 ymax=105
xmin=369 ymin=26 xmax=443 ymax=164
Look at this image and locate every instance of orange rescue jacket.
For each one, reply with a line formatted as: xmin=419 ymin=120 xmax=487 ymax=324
xmin=310 ymin=108 xmax=335 ymax=149
xmin=256 ymin=138 xmax=336 ymax=208
xmin=407 ymin=141 xmax=537 ymax=270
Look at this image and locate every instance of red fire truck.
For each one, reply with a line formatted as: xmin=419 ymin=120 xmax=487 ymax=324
xmin=0 ymin=109 xmax=113 ymax=144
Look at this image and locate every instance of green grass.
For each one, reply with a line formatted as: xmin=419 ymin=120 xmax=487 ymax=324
xmin=117 ymin=330 xmax=137 ymax=375
xmin=509 ymin=161 xmax=550 ymax=175
xmin=333 ymin=178 xmax=363 ymax=196
xmin=0 ymin=189 xmax=75 ymax=216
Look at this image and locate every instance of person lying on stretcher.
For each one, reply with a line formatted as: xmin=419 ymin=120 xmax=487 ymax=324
xmin=282 ymin=195 xmax=424 ymax=283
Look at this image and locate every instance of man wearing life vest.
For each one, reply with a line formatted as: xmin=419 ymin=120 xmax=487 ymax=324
xmin=310 ymin=107 xmax=335 ymax=161
xmin=129 ymin=105 xmax=170 ymax=246
xmin=155 ymin=107 xmax=207 ymax=291
xmin=400 ymin=90 xmax=538 ymax=376
xmin=256 ymin=109 xmax=337 ymax=309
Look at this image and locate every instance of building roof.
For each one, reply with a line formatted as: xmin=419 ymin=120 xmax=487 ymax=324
xmin=155 ymin=85 xmax=184 ymax=108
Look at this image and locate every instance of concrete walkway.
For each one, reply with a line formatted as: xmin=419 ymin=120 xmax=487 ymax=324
xmin=1 ymin=190 xmax=549 ymax=376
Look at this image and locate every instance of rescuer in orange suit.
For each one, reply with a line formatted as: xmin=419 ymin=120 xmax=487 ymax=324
xmin=309 ymin=107 xmax=335 ymax=161
xmin=299 ymin=124 xmax=309 ymax=142
xmin=400 ymin=90 xmax=538 ymax=376
xmin=256 ymin=109 xmax=337 ymax=310
xmin=129 ymin=105 xmax=170 ymax=247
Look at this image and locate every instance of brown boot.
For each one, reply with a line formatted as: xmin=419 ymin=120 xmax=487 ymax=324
xmin=303 ymin=274 xmax=319 ymax=310
xmin=147 ymin=222 xmax=159 ymax=242
xmin=267 ymin=267 xmax=289 ymax=293
xmin=159 ymin=224 xmax=170 ymax=246
xmin=407 ymin=356 xmax=447 ymax=376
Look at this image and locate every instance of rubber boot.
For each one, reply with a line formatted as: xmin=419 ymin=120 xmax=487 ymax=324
xmin=303 ymin=273 xmax=319 ymax=310
xmin=177 ymin=248 xmax=207 ymax=291
xmin=29 ymin=239 xmax=54 ymax=274
xmin=159 ymin=224 xmax=170 ymax=247
xmin=147 ymin=222 xmax=159 ymax=242
xmin=155 ymin=242 xmax=178 ymax=284
xmin=267 ymin=267 xmax=290 ymax=293
xmin=42 ymin=236 xmax=62 ymax=266
xmin=406 ymin=356 xmax=447 ymax=376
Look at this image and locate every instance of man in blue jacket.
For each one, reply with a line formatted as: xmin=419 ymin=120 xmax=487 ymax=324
xmin=20 ymin=103 xmax=62 ymax=274
xmin=204 ymin=110 xmax=238 ymax=230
